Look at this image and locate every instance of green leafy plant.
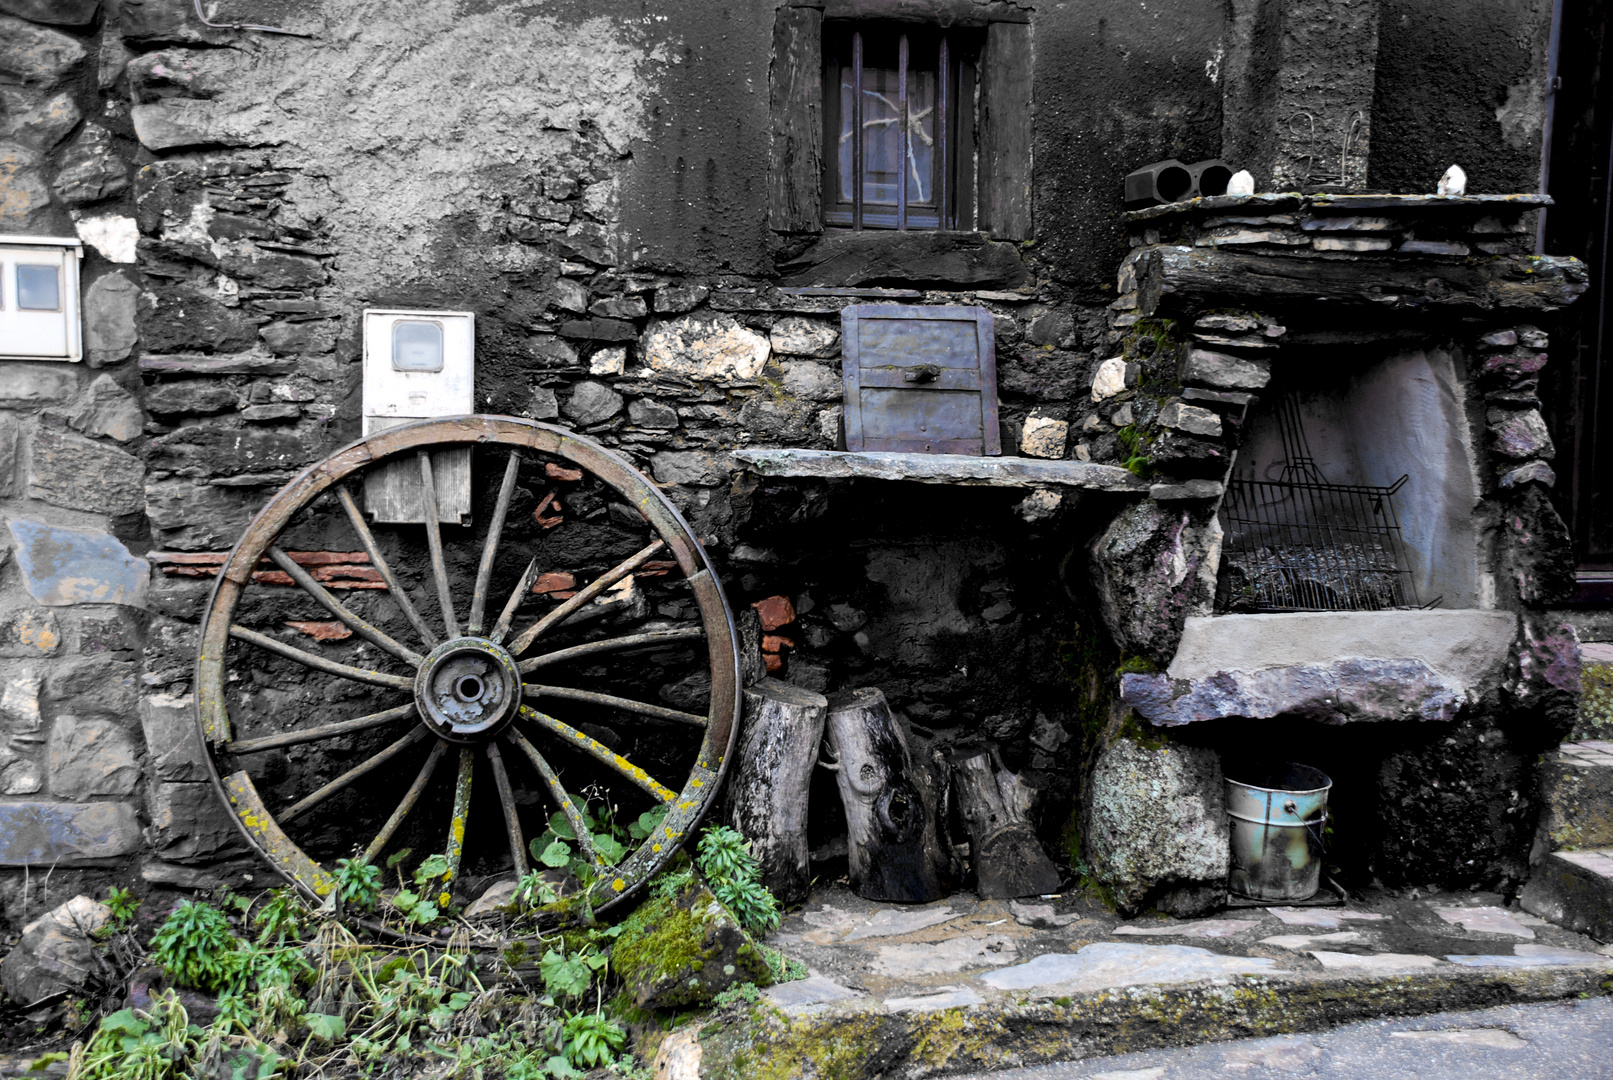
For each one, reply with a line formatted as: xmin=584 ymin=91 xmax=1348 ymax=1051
xmin=149 ymin=900 xmax=241 ymax=992
xmin=105 ymin=886 xmax=141 ymax=930
xmin=335 ymin=858 xmax=383 ymax=912
xmin=74 ymin=993 xmax=200 ymax=1080
xmin=562 ymin=1012 xmax=625 ymax=1070
xmin=251 ymin=887 xmax=307 ymax=945
xmin=696 ymin=825 xmax=781 ymax=936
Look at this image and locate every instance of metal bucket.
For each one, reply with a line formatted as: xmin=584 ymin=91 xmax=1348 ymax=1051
xmin=1225 ymin=762 xmax=1331 ymax=901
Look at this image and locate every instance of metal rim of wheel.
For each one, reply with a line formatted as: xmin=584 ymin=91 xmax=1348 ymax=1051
xmin=193 ymin=416 xmax=741 ymax=925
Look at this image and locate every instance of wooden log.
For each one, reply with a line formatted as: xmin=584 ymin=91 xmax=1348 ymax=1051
xmin=1136 ymin=247 xmax=1589 ymax=316
xmin=825 ymin=688 xmax=949 ymax=903
xmin=950 ymin=746 xmax=1062 ymax=899
xmin=728 ymin=679 xmax=829 ymax=906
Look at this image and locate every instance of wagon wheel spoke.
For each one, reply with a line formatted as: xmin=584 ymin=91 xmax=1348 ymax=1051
xmin=418 ymin=450 xmax=460 ymax=638
xmin=279 ymin=727 xmax=431 ymax=825
xmin=522 ymin=684 xmax=707 ymax=728
xmin=518 ymin=705 xmax=677 ymax=805
xmin=229 ymin=625 xmax=414 ymax=689
xmin=364 ymin=739 xmax=449 ymax=864
xmin=226 ymin=702 xmax=417 ymax=755
xmin=517 ymin=628 xmax=705 ymax=674
xmin=467 ymin=450 xmax=523 ymax=636
xmin=485 ymin=742 xmax=528 ymax=874
xmin=265 ymin=546 xmax=425 ymax=666
xmin=489 ymin=557 xmax=542 ymax=646
xmin=336 ymin=484 xmax=439 ymax=649
xmin=506 ymin=728 xmax=606 ymax=871
xmin=505 ymin=538 xmax=666 ymax=657
xmin=441 ymin=747 xmax=476 ymax=902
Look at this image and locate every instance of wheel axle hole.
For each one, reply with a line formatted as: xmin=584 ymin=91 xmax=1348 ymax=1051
xmin=454 ymin=675 xmax=485 ymax=702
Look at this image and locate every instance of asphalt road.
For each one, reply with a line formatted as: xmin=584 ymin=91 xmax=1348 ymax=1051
xmin=954 ymin=997 xmax=1613 ymax=1080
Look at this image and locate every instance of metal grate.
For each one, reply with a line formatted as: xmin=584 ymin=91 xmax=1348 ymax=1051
xmin=1216 ymin=396 xmax=1424 ymax=613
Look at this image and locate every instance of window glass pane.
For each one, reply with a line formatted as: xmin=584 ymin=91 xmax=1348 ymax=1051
xmin=17 ymin=264 xmax=59 ymax=311
xmin=860 ymin=62 xmax=901 ymax=206
xmin=392 ymin=320 xmax=444 ymax=371
xmin=906 ymin=69 xmax=937 ymax=208
xmin=836 ymin=42 xmax=938 ymax=212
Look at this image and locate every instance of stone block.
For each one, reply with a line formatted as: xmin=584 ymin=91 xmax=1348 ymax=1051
xmin=1150 ymin=479 xmax=1224 ymax=501
xmin=260 ymin=319 xmax=337 ymax=356
xmin=1091 ymin=500 xmax=1220 ymax=664
xmin=654 ymin=284 xmax=709 ymax=314
xmin=527 ymin=386 xmax=560 ymax=420
xmin=145 ymin=379 xmax=239 ymax=417
xmin=130 ymin=98 xmax=268 ymax=151
xmin=147 ymin=425 xmax=319 ymax=476
xmin=1090 ymin=357 xmax=1128 ymax=402
xmin=48 ymin=716 xmax=139 ymax=798
xmin=552 ymin=278 xmax=587 ymax=314
xmin=73 ymin=212 xmax=138 ymax=263
xmin=1520 ymin=848 xmax=1613 ymax=942
xmin=241 ymin=403 xmax=299 ymax=422
xmin=50 ymin=122 xmax=126 ymax=203
xmin=558 ymin=317 xmax=636 ymax=342
xmin=46 ymin=657 xmax=138 ymax=719
xmin=1312 ymin=236 xmax=1394 ymax=252
xmin=144 ymin=478 xmax=264 ymax=550
xmin=612 ymin=874 xmax=773 ymax=1009
xmin=137 ymin=285 xmax=258 ymax=353
xmin=0 ymin=608 xmax=60 ymax=657
xmin=26 ymin=426 xmax=145 ymax=515
xmin=72 ymin=609 xmax=144 ymax=655
xmin=643 ymin=314 xmax=769 ymax=383
xmin=588 ymin=345 xmax=627 ymax=376
xmin=628 ymin=397 xmax=678 ymax=430
xmin=1180 ymin=348 xmax=1270 ymax=391
xmin=1158 ymin=400 xmax=1223 ymax=437
xmin=0 ymin=412 xmax=16 ymax=496
xmin=0 ymin=85 xmax=79 ymax=151
xmin=0 ymin=15 xmax=85 ymax=87
xmin=590 ymin=295 xmax=647 ymax=320
xmin=1487 ymin=408 xmax=1555 ymax=460
xmin=0 ymin=670 xmax=42 ymax=736
xmin=0 ymin=361 xmax=76 ymax=406
xmin=1499 ymin=460 xmax=1556 ymax=489
xmin=1085 ymin=735 xmax=1229 ymax=917
xmin=0 ymin=747 xmax=40 ymax=795
xmin=216 ymin=245 xmax=324 ymax=290
xmin=0 ymin=0 xmax=99 ymax=26
xmin=780 ymin=360 xmax=841 ymax=402
xmin=652 ymin=451 xmax=728 ymax=486
xmin=737 ymin=394 xmax=817 ymax=443
xmin=0 ymin=141 xmax=51 ymax=226
xmin=1025 ymin=311 xmax=1074 ymax=347
xmin=1534 ymin=744 xmax=1613 ymax=855
xmin=563 ymin=380 xmax=623 ymax=426
xmin=0 ymin=895 xmax=112 ymax=1006
xmin=770 ymin=316 xmax=840 ymax=358
xmin=1020 ymin=415 xmax=1069 ymax=459
xmin=146 ymin=781 xmax=246 ymax=862
xmin=6 ymin=518 xmax=149 ymax=607
xmin=64 ymin=374 xmax=143 ymax=441
xmin=0 ymin=801 xmax=141 ymax=864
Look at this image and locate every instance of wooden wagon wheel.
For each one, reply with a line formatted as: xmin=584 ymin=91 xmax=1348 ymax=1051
xmin=193 ymin=417 xmax=741 ymax=923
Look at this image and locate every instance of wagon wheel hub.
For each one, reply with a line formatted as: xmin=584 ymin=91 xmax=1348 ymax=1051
xmin=414 ymin=637 xmax=521 ymax=743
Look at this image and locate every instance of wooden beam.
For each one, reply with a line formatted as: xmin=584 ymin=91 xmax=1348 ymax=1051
xmin=978 ymin=21 xmax=1033 ymax=241
xmin=769 ymin=5 xmax=824 ymax=233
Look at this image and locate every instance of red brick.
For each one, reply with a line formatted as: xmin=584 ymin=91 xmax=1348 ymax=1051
xmin=546 ymin=463 xmax=584 ymax=482
xmin=533 ymin=572 xmax=576 ymax=594
xmin=284 ymin=620 xmax=352 ymax=641
xmin=762 ymin=634 xmax=795 ymax=653
xmin=752 ymin=595 xmax=796 ymax=631
xmin=763 ymin=653 xmax=784 ymax=673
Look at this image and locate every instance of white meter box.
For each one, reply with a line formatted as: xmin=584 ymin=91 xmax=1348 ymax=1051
xmin=361 ymin=309 xmax=476 ymax=524
xmin=0 ymin=236 xmax=83 ymax=361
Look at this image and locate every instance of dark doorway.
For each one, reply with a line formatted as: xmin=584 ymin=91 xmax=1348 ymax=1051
xmin=1540 ymin=0 xmax=1613 ymax=585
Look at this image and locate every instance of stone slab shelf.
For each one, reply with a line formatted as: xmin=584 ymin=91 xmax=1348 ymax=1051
xmin=1120 ymin=609 xmax=1520 ymax=726
xmin=731 ymin=448 xmax=1150 ymax=492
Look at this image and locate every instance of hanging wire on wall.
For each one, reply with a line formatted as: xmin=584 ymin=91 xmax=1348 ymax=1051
xmin=192 ymin=0 xmax=314 ymax=37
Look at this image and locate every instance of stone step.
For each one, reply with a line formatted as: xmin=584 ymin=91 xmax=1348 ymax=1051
xmin=1534 ymin=739 xmax=1613 ymax=854
xmin=1521 ymin=847 xmax=1613 ymax=942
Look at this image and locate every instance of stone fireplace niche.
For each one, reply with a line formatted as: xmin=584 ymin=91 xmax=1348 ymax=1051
xmin=1219 ymin=345 xmax=1481 ymax=615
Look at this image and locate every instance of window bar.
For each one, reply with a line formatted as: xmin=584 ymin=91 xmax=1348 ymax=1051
xmin=938 ymin=34 xmax=950 ymax=229
xmin=897 ymin=33 xmax=909 ymax=230
xmin=852 ymin=30 xmax=864 ymax=231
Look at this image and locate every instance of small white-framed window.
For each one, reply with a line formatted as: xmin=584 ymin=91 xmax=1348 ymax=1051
xmin=0 ymin=237 xmax=83 ymax=361
xmin=391 ymin=319 xmax=445 ymax=372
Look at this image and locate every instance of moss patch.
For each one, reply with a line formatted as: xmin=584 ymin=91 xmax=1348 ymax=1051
xmin=611 ymin=875 xmax=772 ymax=1010
xmin=1575 ymin=660 xmax=1613 ymax=741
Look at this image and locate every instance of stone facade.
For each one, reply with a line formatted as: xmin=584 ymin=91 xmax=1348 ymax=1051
xmin=0 ymin=0 xmax=1575 ymax=918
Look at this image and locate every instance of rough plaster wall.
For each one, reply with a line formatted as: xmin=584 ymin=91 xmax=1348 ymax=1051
xmin=135 ymin=0 xmax=669 ymax=294
xmin=1031 ymin=0 xmax=1225 ymax=293
xmin=1369 ymin=0 xmax=1551 ymax=193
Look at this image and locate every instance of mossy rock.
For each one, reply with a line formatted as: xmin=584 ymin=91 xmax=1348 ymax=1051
xmin=612 ymin=873 xmax=773 ymax=1010
xmin=1574 ymin=660 xmax=1613 ymax=742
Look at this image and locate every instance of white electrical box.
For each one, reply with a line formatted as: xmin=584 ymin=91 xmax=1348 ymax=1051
xmin=361 ymin=309 xmax=476 ymax=525
xmin=0 ymin=236 xmax=83 ymax=362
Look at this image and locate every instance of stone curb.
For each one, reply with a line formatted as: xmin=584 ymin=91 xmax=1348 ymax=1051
xmin=686 ymin=962 xmax=1613 ymax=1080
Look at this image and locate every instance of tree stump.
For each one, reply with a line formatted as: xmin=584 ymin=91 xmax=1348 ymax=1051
xmin=825 ymin=688 xmax=949 ymax=903
xmin=951 ymin=745 xmax=1062 ymax=898
xmin=728 ymin=679 xmax=828 ymax=905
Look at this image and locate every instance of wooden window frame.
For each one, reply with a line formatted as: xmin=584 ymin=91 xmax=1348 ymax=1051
xmin=821 ymin=23 xmax=976 ymax=232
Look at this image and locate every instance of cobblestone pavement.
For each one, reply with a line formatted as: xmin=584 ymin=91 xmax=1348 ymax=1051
xmin=946 ymin=997 xmax=1613 ymax=1080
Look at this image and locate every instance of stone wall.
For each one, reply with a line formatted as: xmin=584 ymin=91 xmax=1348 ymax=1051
xmin=0 ymin=0 xmax=1564 ymax=919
